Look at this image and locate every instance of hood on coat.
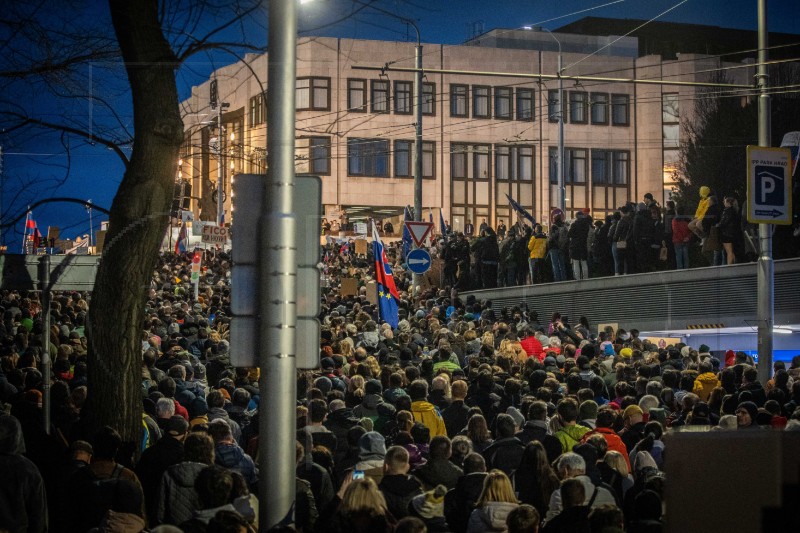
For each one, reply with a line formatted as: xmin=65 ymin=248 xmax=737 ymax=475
xmin=0 ymin=414 xmax=24 ymax=455
xmin=411 ymin=400 xmax=437 ymax=413
xmin=167 ymin=461 xmax=208 ymax=487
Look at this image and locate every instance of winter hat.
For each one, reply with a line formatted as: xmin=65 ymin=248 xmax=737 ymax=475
xmin=411 ymin=485 xmax=447 ymax=519
xmin=576 ymin=355 xmax=591 ymax=370
xmin=736 ymin=401 xmax=758 ymax=422
xmin=189 ymin=397 xmax=208 ymax=418
xmin=648 ymin=407 xmax=667 ymax=428
xmin=623 ymin=405 xmax=643 ymax=420
xmin=620 ymin=348 xmax=633 ymax=359
xmin=724 ymin=350 xmax=736 ymax=368
xmin=633 ymin=451 xmax=658 ymax=474
xmin=603 ymin=343 xmax=615 ymax=356
xmin=699 ymin=186 xmax=710 ymax=198
xmin=717 ymin=414 xmax=737 ymax=430
xmin=698 ymin=344 xmax=710 ymax=354
xmin=692 ymin=402 xmax=711 ymax=420
xmin=358 ymin=431 xmax=386 ymax=462
xmin=506 ymin=407 xmax=525 ymax=429
xmin=314 ymin=376 xmax=333 ymax=394
xmin=365 ymin=379 xmax=383 ymax=396
xmin=581 ymin=344 xmax=597 ymax=359
xmin=579 ymin=400 xmax=598 ymax=421
xmin=320 ymin=357 xmax=335 ymax=371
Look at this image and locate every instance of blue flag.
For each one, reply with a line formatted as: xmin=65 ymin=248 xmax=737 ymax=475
xmin=505 ymin=194 xmax=536 ymax=225
xmin=372 ymin=222 xmax=399 ymax=328
xmin=439 ymin=208 xmax=447 ymax=236
xmin=402 ymin=205 xmax=412 ymax=260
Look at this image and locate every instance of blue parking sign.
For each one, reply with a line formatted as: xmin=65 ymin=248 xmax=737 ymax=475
xmin=747 ymin=146 xmax=792 ymax=225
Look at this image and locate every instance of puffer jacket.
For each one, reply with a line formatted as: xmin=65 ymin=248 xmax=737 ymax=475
xmin=466 ymin=501 xmax=519 ymax=532
xmin=693 ymin=372 xmax=721 ymax=402
xmin=215 ymin=443 xmax=258 ymax=486
xmin=157 ymin=461 xmax=206 ymax=525
xmin=411 ymin=400 xmax=447 ymax=437
xmin=528 ymin=233 xmax=547 ymax=259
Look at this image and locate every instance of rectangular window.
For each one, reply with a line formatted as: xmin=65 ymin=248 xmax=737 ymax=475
xmin=590 ymin=93 xmax=608 ymax=124
xmin=592 ymin=150 xmax=610 ymax=184
xmin=495 ymin=87 xmax=512 ymax=119
xmin=394 ymin=140 xmax=411 ymax=177
xmin=451 ymin=144 xmax=468 ymax=179
xmin=296 ymin=77 xmax=330 ymax=111
xmin=516 ymin=88 xmax=534 ymax=121
xmin=569 ymin=149 xmax=587 ymax=183
xmin=612 ymin=94 xmax=630 ymax=126
xmin=569 ymin=91 xmax=588 ymax=123
xmin=612 ymin=151 xmax=629 ymax=184
xmin=371 ymin=80 xmax=389 ymax=113
xmin=495 ymin=146 xmax=510 ymax=180
xmin=347 ymin=138 xmax=389 ymax=177
xmin=348 ymin=79 xmax=367 ymax=112
xmin=310 ymin=137 xmax=331 ymax=175
xmin=518 ymin=146 xmax=533 ymax=181
xmin=549 ymin=147 xmax=558 ymax=184
xmin=450 ymin=84 xmax=468 ymax=117
xmin=548 ymin=89 xmax=562 ymax=123
xmin=473 ymin=86 xmax=490 ymax=118
xmin=423 ymin=82 xmax=436 ymax=116
xmin=249 ymin=94 xmax=265 ymax=126
xmin=423 ymin=141 xmax=435 ymax=178
xmin=474 ymin=145 xmax=490 ymax=179
xmin=394 ymin=81 xmax=412 ymax=114
xmin=663 ymin=124 xmax=680 ymax=148
xmin=662 ymin=93 xmax=680 ymax=123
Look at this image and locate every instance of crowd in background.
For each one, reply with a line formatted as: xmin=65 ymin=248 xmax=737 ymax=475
xmin=0 ymin=226 xmax=799 ymax=533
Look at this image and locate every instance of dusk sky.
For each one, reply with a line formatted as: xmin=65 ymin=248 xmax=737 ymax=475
xmin=2 ymin=0 xmax=797 ymax=249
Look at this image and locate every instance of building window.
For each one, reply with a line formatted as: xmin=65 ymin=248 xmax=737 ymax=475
xmin=516 ymin=88 xmax=534 ymax=121
xmin=423 ymin=82 xmax=436 ymax=116
xmin=549 ymin=147 xmax=586 ymax=184
xmin=495 ymin=87 xmax=512 ymax=120
xmin=496 ymin=145 xmax=534 ymax=181
xmin=450 ymin=84 xmax=468 ymax=117
xmin=249 ymin=94 xmax=265 ymax=126
xmin=569 ymin=91 xmax=588 ymax=124
xmin=395 ymin=140 xmax=436 ymax=178
xmin=452 ymin=144 xmax=468 ymax=179
xmin=371 ymin=80 xmax=389 ymax=113
xmin=473 ymin=86 xmax=490 ymax=118
xmin=348 ymin=79 xmax=367 ymax=112
xmin=296 ymin=77 xmax=330 ymax=110
xmin=590 ymin=93 xmax=608 ymax=124
xmin=451 ymin=143 xmax=490 ymax=180
xmin=591 ymin=150 xmax=629 ymax=184
xmin=395 ymin=140 xmax=411 ymax=177
xmin=310 ymin=137 xmax=331 ymax=175
xmin=548 ymin=89 xmax=562 ymax=123
xmin=612 ymin=94 xmax=630 ymax=126
xmin=662 ymin=93 xmax=680 ymax=123
xmin=394 ymin=81 xmax=412 ymax=114
xmin=348 ymin=138 xmax=389 ymax=177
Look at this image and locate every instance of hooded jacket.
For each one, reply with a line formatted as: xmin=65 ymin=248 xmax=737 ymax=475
xmin=157 ymin=461 xmax=206 ymax=525
xmin=581 ymin=427 xmax=631 ymax=472
xmin=379 ymin=474 xmax=423 ymax=520
xmin=353 ymin=393 xmax=384 ymax=420
xmin=466 ymin=501 xmax=519 ymax=532
xmin=528 ymin=232 xmax=548 ymax=259
xmin=692 ymin=372 xmax=721 ymax=402
xmin=411 ymin=400 xmax=447 ymax=438
xmin=555 ymin=424 xmax=591 ymax=453
xmin=0 ymin=415 xmax=48 ymax=533
xmin=215 ymin=442 xmax=258 ymax=486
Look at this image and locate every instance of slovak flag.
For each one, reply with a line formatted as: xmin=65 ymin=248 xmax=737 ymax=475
xmin=372 ymin=222 xmax=399 ymax=328
xmin=175 ymin=222 xmax=188 ymax=254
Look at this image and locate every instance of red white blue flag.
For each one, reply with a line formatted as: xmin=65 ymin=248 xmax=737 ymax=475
xmin=372 ymin=222 xmax=399 ymax=328
xmin=175 ymin=222 xmax=188 ymax=254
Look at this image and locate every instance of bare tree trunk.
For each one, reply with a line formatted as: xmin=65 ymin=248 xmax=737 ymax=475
xmin=85 ymin=0 xmax=183 ymax=445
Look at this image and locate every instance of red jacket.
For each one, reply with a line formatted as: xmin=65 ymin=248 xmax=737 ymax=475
xmin=520 ymin=336 xmax=544 ymax=361
xmin=581 ymin=427 xmax=631 ymax=472
xmin=672 ymin=218 xmax=691 ymax=245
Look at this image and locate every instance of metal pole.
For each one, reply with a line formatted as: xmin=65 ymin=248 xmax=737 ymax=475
xmin=413 ymin=40 xmax=423 ymax=295
xmin=88 ymin=201 xmax=94 ymax=248
xmin=261 ymin=0 xmax=297 ymax=528
xmin=39 ymin=255 xmax=51 ymax=434
xmin=558 ymin=53 xmax=566 ymax=214
xmin=756 ymin=0 xmax=773 ymax=385
xmin=217 ymin=107 xmax=225 ymax=226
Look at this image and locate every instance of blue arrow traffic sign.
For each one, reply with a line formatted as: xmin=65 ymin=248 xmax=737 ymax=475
xmin=406 ymin=248 xmax=432 ymax=274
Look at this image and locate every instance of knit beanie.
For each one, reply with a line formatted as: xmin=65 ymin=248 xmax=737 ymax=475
xmin=579 ymin=400 xmax=599 ymax=421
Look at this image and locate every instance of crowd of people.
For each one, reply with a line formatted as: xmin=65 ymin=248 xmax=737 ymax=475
xmin=0 ymin=228 xmax=799 ymax=533
xmin=433 ymin=189 xmax=756 ymax=290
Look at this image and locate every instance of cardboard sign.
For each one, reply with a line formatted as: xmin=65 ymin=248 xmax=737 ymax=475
xmin=355 ymin=238 xmax=367 ymax=255
xmin=340 ymin=277 xmax=358 ymax=297
xmin=365 ymin=281 xmax=378 ymax=305
xmin=202 ymin=224 xmax=228 ymax=244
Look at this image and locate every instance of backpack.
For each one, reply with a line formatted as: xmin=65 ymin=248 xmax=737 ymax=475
xmin=86 ymin=463 xmax=125 ymax=509
xmin=558 ymin=224 xmax=570 ymax=250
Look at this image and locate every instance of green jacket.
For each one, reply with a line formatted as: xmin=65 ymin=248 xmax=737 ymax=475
xmin=555 ymin=424 xmax=591 ymax=453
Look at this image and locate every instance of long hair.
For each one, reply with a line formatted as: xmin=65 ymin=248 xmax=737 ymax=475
xmin=517 ymin=441 xmax=559 ymax=500
xmin=340 ymin=478 xmax=388 ymax=516
xmin=467 ymin=414 xmax=492 ymax=444
xmin=476 ymin=470 xmax=518 ymax=506
xmin=604 ymin=450 xmax=630 ymax=477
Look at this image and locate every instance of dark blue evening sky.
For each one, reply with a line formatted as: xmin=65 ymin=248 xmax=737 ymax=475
xmin=2 ymin=0 xmax=797 ymax=249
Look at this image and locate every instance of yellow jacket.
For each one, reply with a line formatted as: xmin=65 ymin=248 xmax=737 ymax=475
xmin=692 ymin=372 xmax=720 ymax=402
xmin=694 ymin=186 xmax=711 ymax=219
xmin=411 ymin=400 xmax=447 ymax=437
xmin=528 ymin=235 xmax=547 ymax=259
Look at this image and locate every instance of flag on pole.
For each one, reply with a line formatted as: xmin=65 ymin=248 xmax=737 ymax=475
xmin=372 ymin=222 xmax=399 ymax=328
xmin=402 ymin=205 xmax=413 ymax=260
xmin=439 ymin=209 xmax=447 ymax=236
xmin=175 ymin=222 xmax=188 ymax=254
xmin=505 ymin=194 xmax=536 ymax=225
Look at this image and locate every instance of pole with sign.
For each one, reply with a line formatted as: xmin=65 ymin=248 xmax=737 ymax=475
xmin=747 ymin=146 xmax=793 ymax=225
xmin=191 ymin=250 xmax=201 ymax=301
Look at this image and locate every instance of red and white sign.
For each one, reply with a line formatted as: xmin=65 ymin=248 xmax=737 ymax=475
xmin=404 ymin=221 xmax=434 ymax=247
xmin=202 ymin=224 xmax=228 ymax=244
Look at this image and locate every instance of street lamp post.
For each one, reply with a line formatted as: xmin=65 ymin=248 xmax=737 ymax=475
xmin=541 ymin=28 xmax=566 ymax=216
